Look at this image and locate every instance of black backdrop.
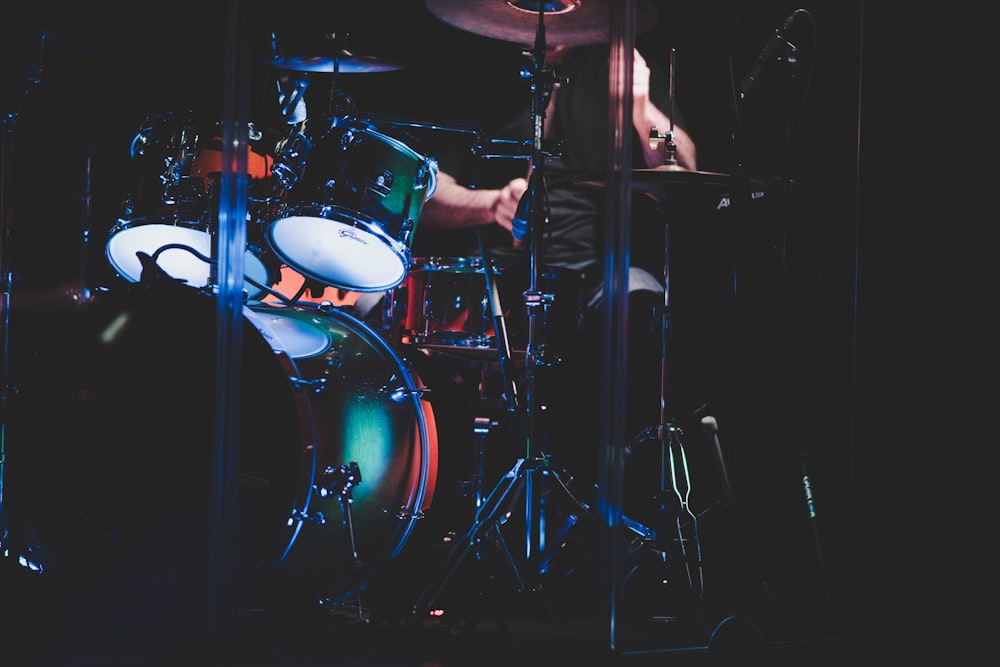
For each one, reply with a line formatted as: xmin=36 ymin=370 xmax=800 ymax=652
xmin=1 ymin=0 xmax=866 ymax=652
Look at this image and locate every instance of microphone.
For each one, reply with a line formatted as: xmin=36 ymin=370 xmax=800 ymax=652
xmin=739 ymin=9 xmax=801 ymax=97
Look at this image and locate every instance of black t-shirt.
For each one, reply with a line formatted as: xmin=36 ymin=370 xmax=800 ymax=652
xmin=416 ymin=44 xmax=684 ymax=293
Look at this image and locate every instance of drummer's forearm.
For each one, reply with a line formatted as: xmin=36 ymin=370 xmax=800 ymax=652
xmin=420 ymin=173 xmax=502 ymax=229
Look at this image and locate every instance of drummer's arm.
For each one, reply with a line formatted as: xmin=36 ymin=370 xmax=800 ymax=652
xmin=421 ymin=171 xmax=527 ymax=235
xmin=633 ymin=49 xmax=697 ymax=170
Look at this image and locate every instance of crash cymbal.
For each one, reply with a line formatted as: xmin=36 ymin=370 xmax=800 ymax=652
xmin=268 ymin=50 xmax=406 ymax=73
xmin=576 ymin=165 xmax=733 ymax=193
xmin=425 ymin=0 xmax=658 ymax=47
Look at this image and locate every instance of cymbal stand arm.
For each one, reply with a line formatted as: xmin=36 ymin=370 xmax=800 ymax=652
xmin=648 ymin=48 xmax=678 ymax=166
xmin=323 ymin=33 xmax=355 ymax=120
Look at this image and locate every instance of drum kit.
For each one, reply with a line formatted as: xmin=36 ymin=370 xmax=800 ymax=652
xmin=2 ymin=0 xmax=742 ymax=632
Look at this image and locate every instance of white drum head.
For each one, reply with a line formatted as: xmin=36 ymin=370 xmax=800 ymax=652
xmin=267 ymin=212 xmax=408 ymax=292
xmin=106 ymin=221 xmax=270 ymax=298
xmin=243 ymin=306 xmax=333 ymax=359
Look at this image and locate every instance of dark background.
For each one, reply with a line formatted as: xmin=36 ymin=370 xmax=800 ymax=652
xmin=0 ymin=0 xmax=918 ymax=654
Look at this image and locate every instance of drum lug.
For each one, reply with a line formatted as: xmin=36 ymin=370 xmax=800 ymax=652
xmin=289 ymin=376 xmax=327 ymax=393
xmin=384 ymin=507 xmax=427 ymax=521
xmin=400 ymin=217 xmax=414 ymax=246
xmin=290 ymin=506 xmax=327 ymax=525
xmin=415 ymin=159 xmax=436 ymax=192
xmin=317 ymin=462 xmax=362 ymax=499
xmin=387 ymin=384 xmax=431 ymax=403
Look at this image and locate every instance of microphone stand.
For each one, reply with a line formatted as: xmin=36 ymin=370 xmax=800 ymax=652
xmin=410 ymin=11 xmax=596 ymax=626
xmin=1 ymin=34 xmax=45 ymax=559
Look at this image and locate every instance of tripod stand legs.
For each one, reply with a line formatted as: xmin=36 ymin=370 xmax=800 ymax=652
xmin=410 ymin=456 xmax=598 ymax=621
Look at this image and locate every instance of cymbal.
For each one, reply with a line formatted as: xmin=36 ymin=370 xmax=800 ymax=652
xmin=576 ymin=166 xmax=733 ymax=193
xmin=268 ymin=50 xmax=406 ymax=73
xmin=425 ymin=0 xmax=658 ymax=47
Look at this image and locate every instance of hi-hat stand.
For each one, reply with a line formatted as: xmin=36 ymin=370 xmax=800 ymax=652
xmin=650 ymin=50 xmax=704 ymax=599
xmin=410 ymin=11 xmax=597 ymax=623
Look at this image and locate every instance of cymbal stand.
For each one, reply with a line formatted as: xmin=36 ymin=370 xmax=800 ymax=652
xmin=644 ymin=49 xmax=704 ymax=598
xmin=410 ymin=12 xmax=595 ymax=622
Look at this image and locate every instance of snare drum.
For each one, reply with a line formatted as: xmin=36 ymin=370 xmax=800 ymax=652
xmin=391 ymin=257 xmax=585 ymax=358
xmin=266 ymin=122 xmax=437 ymax=293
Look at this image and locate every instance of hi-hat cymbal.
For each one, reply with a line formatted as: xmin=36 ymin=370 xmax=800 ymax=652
xmin=425 ymin=0 xmax=658 ymax=47
xmin=576 ymin=165 xmax=733 ymax=193
xmin=268 ymin=50 xmax=406 ymax=73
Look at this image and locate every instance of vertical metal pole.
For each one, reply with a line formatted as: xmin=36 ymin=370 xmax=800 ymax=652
xmin=209 ymin=0 xmax=252 ymax=636
xmin=600 ymin=0 xmax=635 ymax=653
xmin=0 ymin=93 xmax=14 ymax=551
xmin=0 ymin=33 xmax=43 ymax=554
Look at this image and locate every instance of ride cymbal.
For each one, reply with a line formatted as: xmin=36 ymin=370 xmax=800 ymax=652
xmin=424 ymin=0 xmax=658 ymax=47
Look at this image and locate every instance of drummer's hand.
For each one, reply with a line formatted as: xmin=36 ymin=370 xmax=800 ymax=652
xmin=493 ymin=177 xmax=528 ymax=235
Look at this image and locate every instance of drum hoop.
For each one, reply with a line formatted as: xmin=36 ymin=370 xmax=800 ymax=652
xmin=409 ymin=256 xmax=504 ymax=274
xmin=108 ymin=213 xmax=209 ymax=235
xmin=269 ymin=204 xmax=412 ymax=262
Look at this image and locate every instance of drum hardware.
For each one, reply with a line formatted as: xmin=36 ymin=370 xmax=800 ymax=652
xmin=466 ymin=416 xmax=500 ymax=513
xmin=110 ymin=114 xmax=279 ymax=299
xmin=645 ymin=50 xmax=710 ymax=600
xmin=410 ymin=9 xmax=598 ymax=625
xmin=633 ymin=422 xmax=704 ymax=595
xmin=313 ymin=461 xmax=369 ymax=622
xmin=446 ymin=238 xmax=521 ymax=523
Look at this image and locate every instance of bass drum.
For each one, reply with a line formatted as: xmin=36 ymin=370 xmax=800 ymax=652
xmin=243 ymin=299 xmax=441 ymax=609
xmin=4 ymin=282 xmax=439 ymax=645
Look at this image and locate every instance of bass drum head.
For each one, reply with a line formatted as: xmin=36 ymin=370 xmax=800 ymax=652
xmin=4 ymin=283 xmax=310 ymax=649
